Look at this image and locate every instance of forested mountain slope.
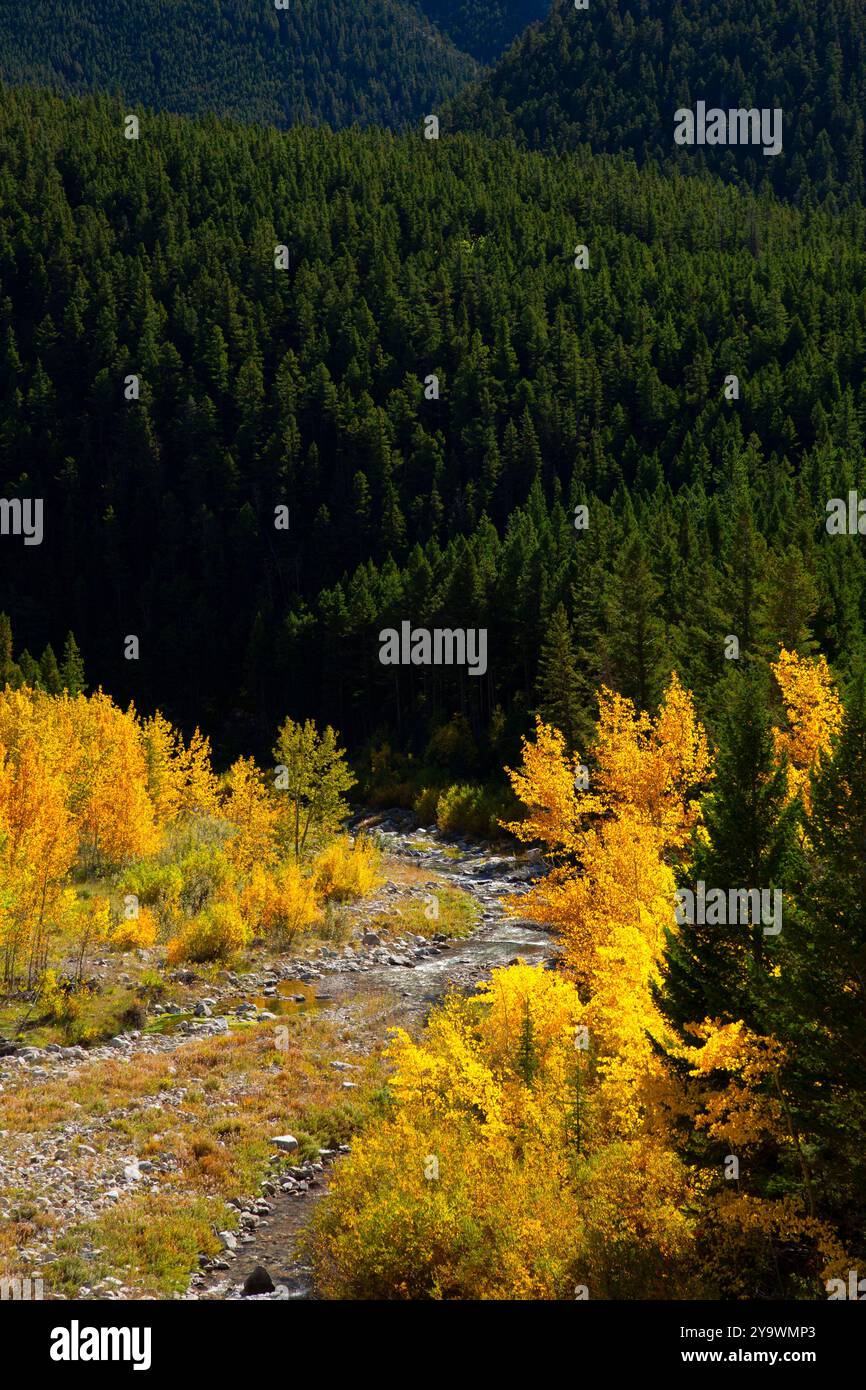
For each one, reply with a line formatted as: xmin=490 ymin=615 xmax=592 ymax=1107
xmin=1 ymin=84 xmax=865 ymax=761
xmin=418 ymin=0 xmax=549 ymax=63
xmin=0 ymin=0 xmax=479 ymax=130
xmin=452 ymin=0 xmax=866 ymax=205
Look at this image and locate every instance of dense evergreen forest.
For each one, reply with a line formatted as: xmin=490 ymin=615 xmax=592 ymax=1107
xmin=452 ymin=0 xmax=866 ymax=205
xmin=0 ymin=0 xmax=479 ymax=131
xmin=419 ymin=0 xmax=549 ymax=63
xmin=1 ymin=82 xmax=865 ymax=770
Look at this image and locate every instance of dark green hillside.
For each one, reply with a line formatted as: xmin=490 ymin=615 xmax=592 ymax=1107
xmin=452 ymin=0 xmax=866 ymax=205
xmin=1 ymin=84 xmax=865 ymax=764
xmin=417 ymin=0 xmax=549 ymax=63
xmin=0 ymin=0 xmax=478 ymax=130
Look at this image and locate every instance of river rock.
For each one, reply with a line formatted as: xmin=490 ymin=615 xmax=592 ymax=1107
xmin=242 ymin=1264 xmax=276 ymax=1296
xmin=270 ymin=1135 xmax=299 ymax=1152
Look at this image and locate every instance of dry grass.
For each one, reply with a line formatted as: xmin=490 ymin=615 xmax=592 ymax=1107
xmin=0 ymin=1003 xmax=388 ymax=1297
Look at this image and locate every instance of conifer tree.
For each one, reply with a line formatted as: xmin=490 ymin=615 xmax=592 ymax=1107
xmin=534 ymin=602 xmax=585 ymax=751
xmin=39 ymin=644 xmax=62 ymax=695
xmin=60 ymin=632 xmax=86 ymax=695
xmin=657 ymin=667 xmax=801 ymax=1036
xmin=603 ymin=533 xmax=667 ymax=711
xmin=0 ymin=614 xmax=21 ymax=690
xmin=767 ymin=668 xmax=866 ymax=1245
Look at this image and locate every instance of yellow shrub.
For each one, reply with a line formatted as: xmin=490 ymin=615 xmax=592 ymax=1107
xmin=311 ymin=836 xmax=381 ymax=901
xmin=241 ymin=860 xmax=322 ymax=944
xmin=39 ymin=968 xmax=68 ymax=1023
xmin=309 ymin=965 xmax=589 ymax=1298
xmin=111 ymin=905 xmax=159 ymax=951
xmin=166 ymin=901 xmax=250 ymax=964
xmin=311 ymin=1107 xmax=582 ymax=1300
xmin=309 ymin=963 xmax=701 ymax=1298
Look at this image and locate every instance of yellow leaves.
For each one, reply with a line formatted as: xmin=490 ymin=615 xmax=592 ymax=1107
xmin=240 ymin=859 xmax=322 ymax=944
xmin=0 ymin=686 xmax=161 ymax=872
xmin=594 ymin=673 xmax=710 ymax=848
xmin=310 ymin=965 xmax=701 ymax=1300
xmin=471 ymin=960 xmax=582 ymax=1088
xmin=311 ymin=834 xmax=381 ymax=901
xmin=166 ymin=899 xmax=250 ymax=965
xmin=311 ymin=963 xmax=588 ymax=1299
xmin=502 ymin=716 xmax=598 ymax=853
xmin=141 ymin=713 xmax=219 ymax=826
xmin=575 ymin=1139 xmax=698 ymax=1297
xmin=110 ymin=905 xmax=158 ymax=951
xmin=501 ymin=678 xmax=709 ymax=1136
xmin=0 ymin=687 xmax=222 ymax=981
xmin=0 ymin=735 xmax=77 ymax=983
xmin=673 ymin=1019 xmax=788 ymax=1150
xmin=387 ymin=1005 xmax=507 ymax=1140
xmin=221 ymin=756 xmax=279 ymax=873
xmin=706 ymin=1190 xmax=848 ymax=1289
xmin=75 ymin=697 xmax=160 ymax=870
xmin=771 ymin=647 xmax=842 ymax=808
xmin=680 ymin=1017 xmax=787 ymax=1080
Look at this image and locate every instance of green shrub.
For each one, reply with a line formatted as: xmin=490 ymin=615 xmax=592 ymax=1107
xmin=435 ymin=783 xmax=517 ymax=839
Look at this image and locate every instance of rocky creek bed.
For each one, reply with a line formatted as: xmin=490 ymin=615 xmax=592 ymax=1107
xmin=0 ymin=812 xmax=554 ymax=1300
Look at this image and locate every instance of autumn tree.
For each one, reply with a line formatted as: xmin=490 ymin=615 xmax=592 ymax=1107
xmin=272 ymin=716 xmax=356 ymax=857
xmin=771 ymin=647 xmax=843 ymax=810
xmin=222 ymin=756 xmax=279 ymax=873
xmin=0 ymin=738 xmax=77 ymax=985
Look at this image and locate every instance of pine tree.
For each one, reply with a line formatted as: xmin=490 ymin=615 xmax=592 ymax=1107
xmin=60 ymin=632 xmax=86 ymax=695
xmin=657 ymin=667 xmax=801 ymax=1036
xmin=767 ymin=668 xmax=866 ymax=1247
xmin=17 ymin=650 xmax=42 ymax=688
xmin=603 ymin=533 xmax=667 ymax=711
xmin=0 ymin=613 xmax=21 ymax=689
xmin=535 ymin=602 xmax=586 ymax=751
xmin=39 ymin=644 xmax=62 ymax=695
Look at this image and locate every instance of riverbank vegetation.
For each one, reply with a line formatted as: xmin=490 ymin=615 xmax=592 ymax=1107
xmin=0 ymin=683 xmax=377 ymax=1045
xmin=311 ymin=652 xmax=863 ymax=1299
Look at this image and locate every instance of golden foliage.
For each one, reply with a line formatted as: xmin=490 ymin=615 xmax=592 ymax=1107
xmin=311 ymin=962 xmax=699 ymax=1299
xmin=311 ymin=835 xmax=381 ymax=901
xmin=166 ymin=900 xmax=250 ymax=965
xmin=771 ymin=647 xmax=842 ymax=808
xmin=221 ymin=756 xmax=279 ymax=873
xmin=240 ymin=860 xmax=322 ymax=944
xmin=111 ymin=905 xmax=159 ymax=952
xmin=502 ymin=676 xmax=711 ymax=1136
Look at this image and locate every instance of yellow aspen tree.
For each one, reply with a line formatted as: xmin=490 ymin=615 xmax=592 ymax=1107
xmin=222 ymin=756 xmax=279 ymax=872
xmin=72 ymin=694 xmax=159 ymax=871
xmin=771 ymin=648 xmax=843 ymax=809
xmin=0 ymin=738 xmax=76 ymax=985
